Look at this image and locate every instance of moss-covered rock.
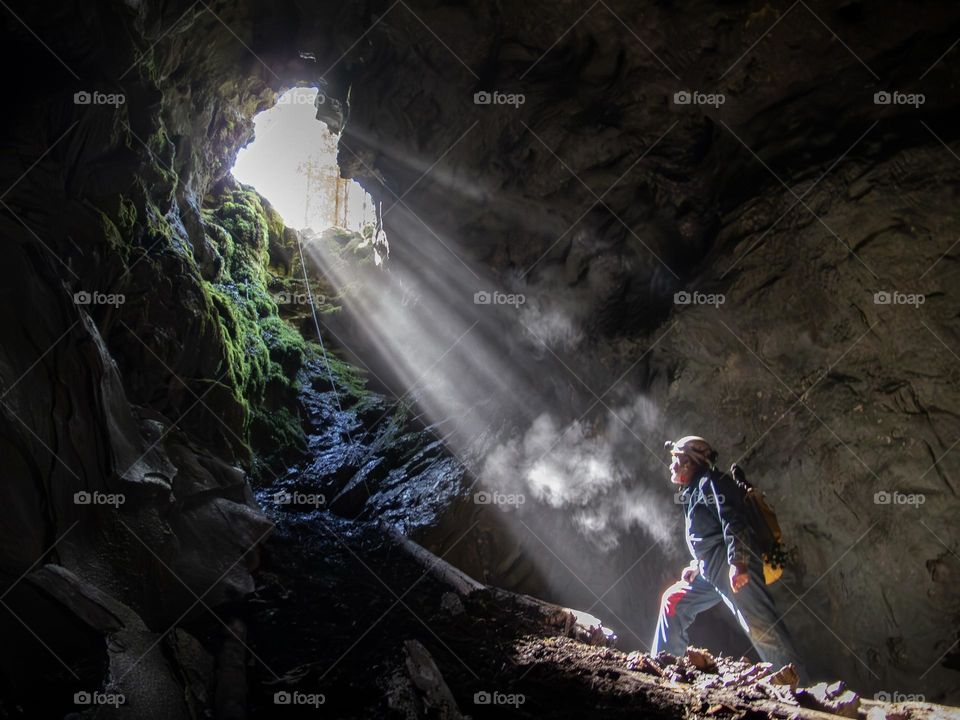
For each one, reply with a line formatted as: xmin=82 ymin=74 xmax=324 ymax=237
xmin=199 ymin=178 xmax=311 ymax=467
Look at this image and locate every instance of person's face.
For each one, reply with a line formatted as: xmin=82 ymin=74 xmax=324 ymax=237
xmin=670 ymin=452 xmax=695 ymax=485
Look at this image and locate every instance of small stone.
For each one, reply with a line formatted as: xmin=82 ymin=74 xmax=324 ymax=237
xmin=706 ymin=703 xmax=737 ymax=715
xmin=685 ymin=647 xmax=718 ymax=672
xmin=655 ymin=651 xmax=678 ymax=666
xmin=626 ymin=651 xmax=663 ymax=676
xmin=796 ymin=681 xmax=860 ymax=718
xmin=440 ymin=592 xmax=464 ymax=615
xmin=767 ymin=664 xmax=799 ymax=687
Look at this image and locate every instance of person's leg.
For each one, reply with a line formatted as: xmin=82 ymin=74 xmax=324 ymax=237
xmin=714 ymin=563 xmax=808 ymax=682
xmin=652 ymin=573 xmax=723 ymax=656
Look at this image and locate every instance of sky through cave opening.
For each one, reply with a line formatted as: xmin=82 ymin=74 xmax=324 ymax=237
xmin=231 ymin=86 xmax=378 ymax=239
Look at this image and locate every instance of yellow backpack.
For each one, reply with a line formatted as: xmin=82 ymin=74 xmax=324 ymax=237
xmin=731 ymin=463 xmax=788 ymax=585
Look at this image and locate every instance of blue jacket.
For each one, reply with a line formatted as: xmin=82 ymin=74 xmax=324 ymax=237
xmin=677 ymin=468 xmax=753 ymax=576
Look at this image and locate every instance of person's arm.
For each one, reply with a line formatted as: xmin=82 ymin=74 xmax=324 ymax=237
xmin=702 ymin=474 xmax=752 ymax=572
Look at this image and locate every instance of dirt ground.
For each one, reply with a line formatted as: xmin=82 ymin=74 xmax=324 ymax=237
xmin=233 ymin=502 xmax=959 ymax=720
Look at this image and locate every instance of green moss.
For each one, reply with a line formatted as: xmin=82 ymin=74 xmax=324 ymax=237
xmin=136 ymin=51 xmax=161 ymax=85
xmin=263 ymin=199 xmax=286 ymax=248
xmin=90 ymin=192 xmax=137 ymax=260
xmin=117 ymin=195 xmax=137 ymax=234
xmin=197 ymin=180 xmax=313 ymax=467
xmin=120 ymin=123 xmax=178 ymax=207
xmin=145 ymin=200 xmax=176 ymax=242
xmin=192 ymin=179 xmax=380 ymax=469
xmin=251 ymin=405 xmax=306 ymax=456
xmin=86 ymin=153 xmax=330 ymax=470
xmin=261 ymin=314 xmax=307 ymax=374
xmin=97 ymin=211 xmax=129 ymax=258
xmin=317 ymin=350 xmax=369 ymax=400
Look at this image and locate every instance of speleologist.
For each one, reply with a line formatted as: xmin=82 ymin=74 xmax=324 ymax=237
xmin=652 ymin=435 xmax=807 ymax=683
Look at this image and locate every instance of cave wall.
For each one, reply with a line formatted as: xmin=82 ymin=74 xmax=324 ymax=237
xmin=0 ymin=1 xmax=326 ymax=715
xmin=1 ymin=0 xmax=959 ymax=714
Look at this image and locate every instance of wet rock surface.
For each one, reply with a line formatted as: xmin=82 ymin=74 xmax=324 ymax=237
xmin=239 ymin=472 xmax=960 ymax=718
xmin=265 ymin=358 xmax=474 ymax=529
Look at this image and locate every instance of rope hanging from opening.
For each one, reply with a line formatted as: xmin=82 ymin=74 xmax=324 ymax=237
xmin=294 ymin=231 xmax=354 ymax=446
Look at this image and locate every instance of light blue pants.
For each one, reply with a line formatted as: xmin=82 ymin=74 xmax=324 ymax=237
xmin=652 ymin=558 xmax=807 ymax=682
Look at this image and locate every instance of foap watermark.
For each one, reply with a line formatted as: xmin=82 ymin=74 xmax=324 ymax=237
xmin=874 ymin=490 xmax=925 ymax=507
xmin=474 ymin=290 xmax=525 ymax=307
xmin=74 ymin=290 xmax=125 ymax=308
xmin=874 ymin=90 xmax=924 ymax=109
xmin=474 ymin=490 xmax=526 ymax=511
xmin=74 ymin=490 xmax=125 ymax=508
xmin=273 ymin=490 xmax=326 ymax=509
xmin=273 ymin=691 xmax=325 ymax=707
xmin=675 ymin=489 xmax=725 ymax=505
xmin=673 ymin=90 xmax=725 ymax=108
xmin=474 ymin=690 xmax=525 ymax=708
xmin=74 ymin=90 xmax=125 ymax=108
xmin=74 ymin=691 xmax=126 ymax=708
xmin=873 ymin=291 xmax=924 ymax=308
xmin=674 ymin=290 xmax=725 ymax=308
xmin=874 ymin=690 xmax=925 ymax=703
xmin=276 ymin=291 xmax=314 ymax=306
xmin=278 ymin=92 xmax=319 ymax=106
xmin=474 ymin=90 xmax=525 ymax=108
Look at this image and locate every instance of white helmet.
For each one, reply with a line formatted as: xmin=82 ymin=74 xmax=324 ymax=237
xmin=664 ymin=435 xmax=717 ymax=468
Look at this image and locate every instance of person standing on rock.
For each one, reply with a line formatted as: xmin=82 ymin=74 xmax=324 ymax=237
xmin=652 ymin=436 xmax=807 ymax=682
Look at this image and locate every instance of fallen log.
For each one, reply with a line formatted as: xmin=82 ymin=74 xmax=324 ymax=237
xmin=382 ymin=523 xmax=616 ymax=646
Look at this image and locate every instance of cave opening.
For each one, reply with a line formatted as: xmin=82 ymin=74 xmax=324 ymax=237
xmin=232 ymin=86 xmax=378 ymax=237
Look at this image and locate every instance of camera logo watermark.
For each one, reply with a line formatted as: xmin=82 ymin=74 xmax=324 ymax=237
xmin=276 ymin=291 xmax=315 ymax=305
xmin=474 ymin=290 xmax=526 ymax=307
xmin=273 ymin=490 xmax=326 ymax=509
xmin=873 ymin=91 xmax=924 ymax=108
xmin=74 ymin=490 xmax=125 ymax=508
xmin=474 ymin=90 xmax=525 ymax=108
xmin=74 ymin=91 xmax=125 ymax=108
xmin=474 ymin=690 xmax=525 ymax=707
xmin=273 ymin=691 xmax=325 ymax=707
xmin=874 ymin=490 xmax=925 ymax=507
xmin=873 ymin=291 xmax=924 ymax=307
xmin=874 ymin=690 xmax=925 ymax=703
xmin=474 ymin=491 xmax=526 ymax=511
xmin=674 ymin=290 xmax=725 ymax=308
xmin=673 ymin=90 xmax=725 ymax=108
xmin=74 ymin=691 xmax=126 ymax=707
xmin=74 ymin=290 xmax=125 ymax=308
